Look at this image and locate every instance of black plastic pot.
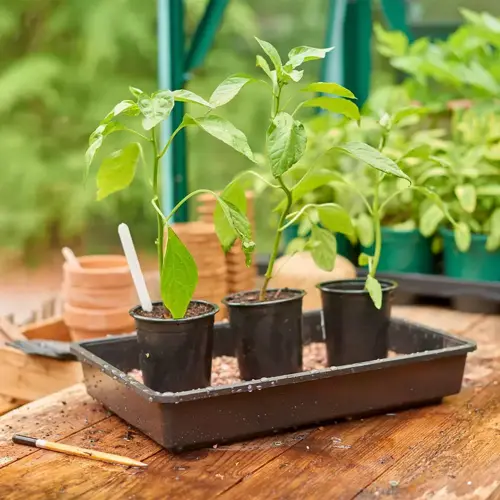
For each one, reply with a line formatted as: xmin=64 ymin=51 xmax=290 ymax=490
xmin=130 ymin=300 xmax=218 ymax=393
xmin=318 ymin=279 xmax=397 ymax=366
xmin=223 ymin=288 xmax=305 ymax=380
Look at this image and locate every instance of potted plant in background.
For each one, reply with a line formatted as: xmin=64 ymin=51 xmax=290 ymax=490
xmin=425 ymin=107 xmax=500 ymax=311
xmin=223 ymin=38 xmax=359 ymax=380
xmin=314 ymin=107 xmax=455 ymax=366
xmin=86 ymin=79 xmax=257 ymax=392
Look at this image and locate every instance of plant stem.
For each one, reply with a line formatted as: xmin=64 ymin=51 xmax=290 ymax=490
xmin=151 ymin=129 xmax=163 ymax=273
xmin=370 ymin=173 xmax=382 ymax=278
xmin=260 ymin=176 xmax=292 ymax=299
xmin=158 ymin=122 xmax=184 ymax=159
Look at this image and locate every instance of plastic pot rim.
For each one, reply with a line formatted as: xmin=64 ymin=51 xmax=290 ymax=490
xmin=222 ymin=288 xmax=306 ymax=308
xmin=130 ymin=300 xmax=219 ymax=324
xmin=317 ymin=278 xmax=398 ymax=295
xmin=439 ymin=227 xmax=489 ymax=243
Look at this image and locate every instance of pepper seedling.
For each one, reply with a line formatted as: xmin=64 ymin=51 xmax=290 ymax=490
xmin=86 ymin=80 xmax=257 ymax=318
xmin=227 ymin=38 xmax=361 ymax=301
xmin=328 ymin=108 xmax=457 ymax=308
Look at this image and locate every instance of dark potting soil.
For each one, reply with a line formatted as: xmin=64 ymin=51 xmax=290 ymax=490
xmin=135 ymin=302 xmax=213 ymax=320
xmin=226 ymin=288 xmax=299 ymax=304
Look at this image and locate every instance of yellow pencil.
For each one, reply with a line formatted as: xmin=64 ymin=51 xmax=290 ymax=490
xmin=12 ymin=434 xmax=147 ymax=468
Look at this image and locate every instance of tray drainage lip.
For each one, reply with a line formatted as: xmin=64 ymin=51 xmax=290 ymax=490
xmin=71 ymin=318 xmax=476 ymax=405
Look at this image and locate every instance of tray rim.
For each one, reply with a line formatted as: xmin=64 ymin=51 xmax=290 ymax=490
xmin=71 ymin=314 xmax=476 ymax=404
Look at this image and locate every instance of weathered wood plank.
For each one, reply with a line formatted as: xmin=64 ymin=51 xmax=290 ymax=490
xmin=0 ymin=346 xmax=83 ymax=400
xmin=0 ymin=384 xmax=107 ymax=468
xmin=219 ymin=381 xmax=499 ymax=500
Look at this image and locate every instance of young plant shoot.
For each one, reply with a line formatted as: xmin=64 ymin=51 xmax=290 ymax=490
xmin=86 ymin=82 xmax=257 ymax=319
xmin=330 ymin=108 xmax=456 ymax=309
xmin=229 ymin=38 xmax=360 ymax=301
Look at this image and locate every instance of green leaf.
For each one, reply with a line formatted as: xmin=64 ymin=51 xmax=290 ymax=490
xmin=96 ymin=143 xmax=140 ymax=200
xmin=419 ymin=204 xmax=445 ymax=237
xmin=283 ymin=69 xmax=304 ymax=82
xmin=302 ymin=97 xmax=360 ymax=121
xmin=454 ymin=222 xmax=471 ymax=252
xmin=356 ymin=213 xmax=374 ymax=247
xmin=213 ymin=181 xmax=246 ymax=251
xmin=358 ymin=252 xmax=371 ymax=267
xmin=374 ymin=23 xmax=408 ymax=58
xmin=86 ymin=121 xmax=125 ymax=170
xmin=103 ymin=100 xmax=140 ymax=122
xmin=455 ymin=184 xmax=477 ymax=213
xmin=129 ymin=87 xmax=145 ymax=99
xmin=286 ymin=237 xmax=306 ymax=255
xmin=267 ymin=112 xmax=307 ymax=177
xmin=398 ymin=144 xmax=432 ymax=161
xmin=213 ymin=184 xmax=255 ymax=265
xmin=365 ymin=275 xmax=382 ymax=310
xmin=486 ymin=208 xmax=500 ymax=251
xmin=256 ymin=55 xmax=278 ymax=90
xmin=476 ymin=185 xmax=500 ymax=196
xmin=172 ymin=89 xmax=212 ymax=108
xmin=416 ymin=167 xmax=448 ymax=184
xmin=301 ymin=82 xmax=355 ymax=99
xmin=333 ymin=142 xmax=411 ymax=182
xmin=392 ymin=106 xmax=428 ymax=125
xmin=317 ymin=203 xmax=354 ymax=236
xmin=138 ymin=90 xmax=174 ymax=130
xmin=209 ymin=75 xmax=253 ymax=108
xmin=309 ymin=226 xmax=337 ymax=272
xmin=161 ymin=226 xmax=198 ymax=319
xmin=184 ymin=114 xmax=254 ymax=162
xmin=287 ymin=46 xmax=334 ymax=68
xmin=255 ymin=37 xmax=283 ymax=74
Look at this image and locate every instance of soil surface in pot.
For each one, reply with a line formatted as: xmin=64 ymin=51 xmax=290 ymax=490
xmin=226 ymin=288 xmax=298 ymax=304
xmin=135 ymin=302 xmax=213 ymax=320
xmin=129 ymin=345 xmax=399 ymax=386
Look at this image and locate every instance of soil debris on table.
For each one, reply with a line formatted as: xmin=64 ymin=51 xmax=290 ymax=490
xmin=128 ymin=344 xmax=400 ymax=388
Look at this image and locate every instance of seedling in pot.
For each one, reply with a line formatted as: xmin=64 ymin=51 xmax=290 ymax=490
xmin=329 ymin=108 xmax=457 ymax=309
xmin=85 ymin=80 xmax=256 ymax=391
xmin=222 ymin=39 xmax=360 ymax=380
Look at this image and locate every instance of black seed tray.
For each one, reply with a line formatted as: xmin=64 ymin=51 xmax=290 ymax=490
xmin=357 ymin=269 xmax=500 ymax=313
xmin=72 ymin=310 xmax=476 ymax=451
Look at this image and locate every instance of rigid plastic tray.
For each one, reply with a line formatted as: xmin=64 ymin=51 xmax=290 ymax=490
xmin=72 ymin=310 xmax=476 ymax=451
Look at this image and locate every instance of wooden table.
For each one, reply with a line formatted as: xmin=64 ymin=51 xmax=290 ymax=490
xmin=0 ymin=306 xmax=498 ymax=500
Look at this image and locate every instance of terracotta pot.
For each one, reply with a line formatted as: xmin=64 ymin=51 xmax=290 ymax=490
xmin=63 ymin=255 xmax=133 ymax=289
xmin=62 ymin=283 xmax=137 ymax=309
xmin=63 ymin=303 xmax=135 ymax=334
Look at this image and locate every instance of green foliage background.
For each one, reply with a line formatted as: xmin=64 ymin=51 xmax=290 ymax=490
xmin=0 ymin=0 xmax=497 ymax=263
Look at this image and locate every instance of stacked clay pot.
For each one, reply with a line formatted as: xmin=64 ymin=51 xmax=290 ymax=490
xmin=62 ymin=255 xmax=136 ymax=341
xmin=196 ymin=191 xmax=257 ymax=294
xmin=170 ymin=222 xmax=227 ymax=321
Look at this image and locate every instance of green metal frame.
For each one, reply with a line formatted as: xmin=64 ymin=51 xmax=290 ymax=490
xmin=157 ymin=0 xmax=228 ymax=221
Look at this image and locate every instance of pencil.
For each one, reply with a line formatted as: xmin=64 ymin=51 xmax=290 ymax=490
xmin=12 ymin=434 xmax=147 ymax=468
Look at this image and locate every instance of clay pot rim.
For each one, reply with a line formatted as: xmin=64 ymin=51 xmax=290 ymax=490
xmin=64 ymin=255 xmax=129 ymax=275
xmin=64 ymin=302 xmax=132 ymax=316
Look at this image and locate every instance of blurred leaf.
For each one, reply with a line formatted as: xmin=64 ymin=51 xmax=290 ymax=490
xmin=476 ymin=185 xmax=500 ymax=196
xmin=419 ymin=204 xmax=445 ymax=237
xmin=455 ymin=184 xmax=477 ymax=213
xmin=301 ymin=82 xmax=355 ymax=99
xmin=286 ymin=237 xmax=306 ymax=255
xmin=392 ymin=106 xmax=428 ymax=125
xmin=317 ymin=204 xmax=354 ymax=236
xmin=454 ymin=222 xmax=471 ymax=252
xmin=161 ymin=226 xmax=198 ymax=319
xmin=333 ymin=142 xmax=411 ymax=182
xmin=365 ymin=275 xmax=382 ymax=310
xmin=358 ymin=252 xmax=371 ymax=267
xmin=267 ymin=112 xmax=306 ymax=177
xmin=96 ymin=143 xmax=140 ymax=200
xmin=255 ymin=37 xmax=283 ymax=74
xmin=302 ymin=97 xmax=360 ymax=121
xmin=356 ymin=213 xmax=374 ymax=247
xmin=309 ymin=226 xmax=337 ymax=271
xmin=486 ymin=208 xmax=500 ymax=251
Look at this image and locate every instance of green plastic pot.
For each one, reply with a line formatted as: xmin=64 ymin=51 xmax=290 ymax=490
xmin=282 ymin=224 xmax=355 ymax=263
xmin=361 ymin=227 xmax=434 ymax=274
xmin=441 ymin=228 xmax=500 ymax=281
